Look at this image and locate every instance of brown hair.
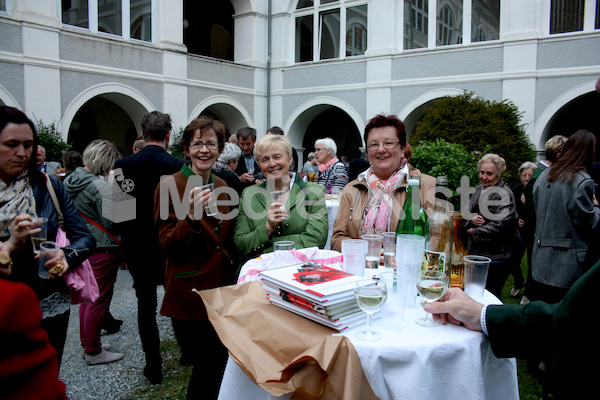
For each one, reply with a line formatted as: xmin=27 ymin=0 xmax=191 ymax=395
xmin=547 ymin=130 xmax=596 ymax=183
xmin=180 ymin=116 xmax=227 ymax=154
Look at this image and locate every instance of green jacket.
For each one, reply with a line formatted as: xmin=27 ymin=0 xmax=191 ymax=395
xmin=234 ymin=175 xmax=328 ymax=258
xmin=487 ymin=258 xmax=600 ymax=399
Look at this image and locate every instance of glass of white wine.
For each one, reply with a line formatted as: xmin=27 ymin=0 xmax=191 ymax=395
xmin=354 ymin=279 xmax=388 ymax=341
xmin=415 ymin=270 xmax=449 ymax=327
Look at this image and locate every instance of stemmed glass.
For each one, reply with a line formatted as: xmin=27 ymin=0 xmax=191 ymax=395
xmin=354 ymin=279 xmax=388 ymax=341
xmin=415 ymin=271 xmax=449 ymax=327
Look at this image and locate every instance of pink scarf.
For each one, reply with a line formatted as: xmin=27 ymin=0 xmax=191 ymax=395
xmin=360 ymin=161 xmax=407 ymax=235
xmin=318 ymin=157 xmax=338 ymax=173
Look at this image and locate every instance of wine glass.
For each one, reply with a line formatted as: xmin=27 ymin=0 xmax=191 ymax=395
xmin=354 ymin=279 xmax=388 ymax=341
xmin=415 ymin=270 xmax=449 ymax=327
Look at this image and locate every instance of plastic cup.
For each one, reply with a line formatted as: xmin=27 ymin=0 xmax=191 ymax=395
xmin=341 ymin=239 xmax=368 ymax=277
xmin=38 ymin=241 xmax=59 ymax=278
xmin=331 ymin=187 xmax=341 ymax=202
xmin=270 ymin=189 xmax=288 ymax=211
xmin=395 ymin=234 xmax=425 ymax=309
xmin=31 ymin=217 xmax=48 ymax=254
xmin=464 ymin=255 xmax=492 ymax=300
xmin=361 ymin=234 xmax=383 ymax=273
xmin=199 ymin=183 xmax=218 ymax=217
xmin=382 ymin=232 xmax=396 ymax=270
xmin=273 ymin=240 xmax=296 ymax=269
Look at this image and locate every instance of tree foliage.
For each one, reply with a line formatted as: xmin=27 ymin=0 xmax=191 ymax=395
xmin=36 ymin=121 xmax=71 ymax=162
xmin=169 ymin=126 xmax=187 ymax=160
xmin=410 ymin=92 xmax=537 ymax=187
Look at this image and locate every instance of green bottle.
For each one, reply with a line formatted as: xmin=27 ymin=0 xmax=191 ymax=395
xmin=396 ymin=175 xmax=426 ymax=236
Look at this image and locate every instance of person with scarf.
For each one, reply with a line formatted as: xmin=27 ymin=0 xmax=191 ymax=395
xmin=0 ymin=106 xmax=95 ymax=367
xmin=314 ymin=137 xmax=349 ymax=193
xmin=330 ymin=114 xmax=435 ymax=251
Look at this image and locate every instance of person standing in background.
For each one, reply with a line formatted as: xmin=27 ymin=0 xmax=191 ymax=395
xmin=114 ymin=111 xmax=184 ymax=384
xmin=132 ymin=138 xmax=146 ymax=154
xmin=37 ymin=145 xmax=61 ymax=175
xmin=234 ymin=127 xmax=260 ymax=187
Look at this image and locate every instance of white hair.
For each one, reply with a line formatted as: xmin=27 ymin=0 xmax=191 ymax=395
xmin=218 ymin=142 xmax=242 ymax=164
xmin=315 ymin=137 xmax=337 ymax=156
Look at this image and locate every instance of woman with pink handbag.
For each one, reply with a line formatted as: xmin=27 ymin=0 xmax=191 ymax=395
xmin=64 ymin=139 xmax=124 ymax=366
xmin=0 ymin=106 xmax=95 ymax=368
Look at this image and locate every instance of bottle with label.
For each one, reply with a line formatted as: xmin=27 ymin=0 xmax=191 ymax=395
xmin=424 ymin=176 xmax=453 ymax=277
xmin=396 ymin=175 xmax=426 ymax=236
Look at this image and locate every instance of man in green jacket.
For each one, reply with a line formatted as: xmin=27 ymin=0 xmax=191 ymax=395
xmin=424 ymin=258 xmax=600 ymax=399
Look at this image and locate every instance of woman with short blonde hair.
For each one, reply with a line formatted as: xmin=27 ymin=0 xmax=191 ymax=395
xmin=82 ymin=139 xmax=121 ymax=176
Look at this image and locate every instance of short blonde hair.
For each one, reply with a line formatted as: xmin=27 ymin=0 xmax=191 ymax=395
xmin=477 ymin=153 xmax=506 ymax=176
xmin=254 ymin=135 xmax=292 ymax=162
xmin=83 ymin=139 xmax=121 ymax=176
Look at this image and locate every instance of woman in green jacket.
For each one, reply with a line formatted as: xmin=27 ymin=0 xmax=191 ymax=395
xmin=234 ymin=134 xmax=328 ymax=259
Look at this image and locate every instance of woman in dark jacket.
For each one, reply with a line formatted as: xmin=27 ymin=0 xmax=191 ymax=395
xmin=466 ymin=153 xmax=520 ymax=299
xmin=155 ymin=116 xmax=236 ymax=399
xmin=0 ymin=106 xmax=95 ymax=366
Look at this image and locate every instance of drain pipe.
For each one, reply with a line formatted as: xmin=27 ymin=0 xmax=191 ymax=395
xmin=266 ymin=0 xmax=272 ymax=129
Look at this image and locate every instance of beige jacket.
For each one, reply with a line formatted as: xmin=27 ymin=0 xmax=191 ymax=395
xmin=330 ymin=166 xmax=436 ymax=252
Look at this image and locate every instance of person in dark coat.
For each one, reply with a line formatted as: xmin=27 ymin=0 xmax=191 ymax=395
xmin=113 ymin=111 xmax=184 ymax=384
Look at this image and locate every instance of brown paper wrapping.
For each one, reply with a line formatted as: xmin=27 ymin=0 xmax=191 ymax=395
xmin=196 ymin=281 xmax=379 ymax=400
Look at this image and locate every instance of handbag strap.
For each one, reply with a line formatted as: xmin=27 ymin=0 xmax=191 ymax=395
xmin=43 ymin=173 xmax=64 ymax=229
xmin=79 ymin=212 xmax=121 ymax=247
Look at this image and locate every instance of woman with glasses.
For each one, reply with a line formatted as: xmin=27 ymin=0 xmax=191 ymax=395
xmin=154 ymin=116 xmax=236 ymax=399
xmin=314 ymin=137 xmax=349 ymax=192
xmin=330 ymin=114 xmax=436 ymax=251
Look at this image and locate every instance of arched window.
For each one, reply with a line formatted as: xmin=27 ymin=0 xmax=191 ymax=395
xmin=294 ymin=0 xmax=368 ymax=63
xmin=404 ymin=0 xmax=428 ymax=50
xmin=184 ymin=0 xmax=234 ymax=61
xmin=437 ymin=4 xmax=454 ymax=46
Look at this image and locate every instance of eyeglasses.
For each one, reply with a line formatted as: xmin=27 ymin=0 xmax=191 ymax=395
xmin=189 ymin=141 xmax=218 ymax=150
xmin=367 ymin=141 xmax=399 ymax=151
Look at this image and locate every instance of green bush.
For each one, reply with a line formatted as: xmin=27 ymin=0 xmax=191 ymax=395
xmin=36 ymin=121 xmax=71 ymax=162
xmin=410 ymin=92 xmax=537 ymax=187
xmin=411 ymin=139 xmax=480 ymax=209
xmin=170 ymin=126 xmax=187 ymax=160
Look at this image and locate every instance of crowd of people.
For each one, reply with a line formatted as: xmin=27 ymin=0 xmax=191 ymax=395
xmin=0 ymin=98 xmax=599 ymax=399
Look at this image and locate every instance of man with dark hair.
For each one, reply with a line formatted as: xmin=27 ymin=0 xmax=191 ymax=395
xmin=266 ymin=126 xmax=298 ymax=172
xmin=235 ymin=127 xmax=260 ymax=186
xmin=114 ymin=111 xmax=184 ymax=384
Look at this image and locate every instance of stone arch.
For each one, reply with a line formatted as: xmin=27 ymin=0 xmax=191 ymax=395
xmin=0 ymin=84 xmax=20 ymax=108
xmin=60 ymin=83 xmax=154 ymax=155
xmin=534 ymin=80 xmax=599 ymax=149
xmin=399 ymin=88 xmax=465 ymax=139
xmin=285 ymin=97 xmax=364 ymax=162
xmin=190 ymin=95 xmax=253 ymax=138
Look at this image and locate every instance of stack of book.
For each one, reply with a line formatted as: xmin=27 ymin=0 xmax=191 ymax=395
xmin=259 ymin=263 xmax=368 ymax=331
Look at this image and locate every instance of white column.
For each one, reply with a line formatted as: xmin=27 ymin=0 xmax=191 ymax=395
xmin=366 ymin=57 xmax=392 ymax=119
xmin=155 ymin=0 xmax=185 ymax=51
xmin=365 ymin=0 xmax=398 ymax=56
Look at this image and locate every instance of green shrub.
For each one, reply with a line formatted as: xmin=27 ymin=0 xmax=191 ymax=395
xmin=410 ymin=92 xmax=537 ymax=187
xmin=411 ymin=139 xmax=480 ymax=209
xmin=36 ymin=121 xmax=71 ymax=162
xmin=170 ymin=126 xmax=187 ymax=160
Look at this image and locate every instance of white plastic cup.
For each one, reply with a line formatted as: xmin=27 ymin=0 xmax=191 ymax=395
xmin=273 ymin=240 xmax=296 ymax=269
xmin=464 ymin=255 xmax=492 ymax=300
xmin=38 ymin=241 xmax=59 ymax=278
xmin=31 ymin=217 xmax=48 ymax=254
xmin=341 ymin=239 xmax=368 ymax=277
xmin=395 ymin=234 xmax=425 ymax=309
xmin=199 ymin=183 xmax=218 ymax=217
xmin=361 ymin=234 xmax=383 ymax=272
xmin=270 ymin=189 xmax=288 ymax=211
xmin=382 ymin=232 xmax=397 ymax=270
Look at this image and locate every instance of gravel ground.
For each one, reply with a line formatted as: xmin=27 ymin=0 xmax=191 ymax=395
xmin=59 ymin=268 xmax=176 ymax=400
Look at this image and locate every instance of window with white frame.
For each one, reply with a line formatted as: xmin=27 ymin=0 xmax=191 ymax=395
xmin=472 ymin=0 xmax=500 ymax=42
xmin=294 ymin=0 xmax=368 ymax=63
xmin=404 ymin=0 xmax=428 ymax=50
xmin=61 ymin=0 xmax=152 ymax=42
xmin=437 ymin=4 xmax=455 ymax=45
xmin=550 ymin=0 xmax=585 ymax=33
xmin=0 ymin=0 xmax=6 ymax=12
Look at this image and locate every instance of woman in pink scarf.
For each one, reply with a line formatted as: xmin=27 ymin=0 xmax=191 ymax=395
xmin=314 ymin=137 xmax=349 ymax=193
xmin=330 ymin=114 xmax=436 ymax=251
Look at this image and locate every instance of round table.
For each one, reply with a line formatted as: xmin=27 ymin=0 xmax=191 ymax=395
xmin=217 ymin=290 xmax=519 ymax=400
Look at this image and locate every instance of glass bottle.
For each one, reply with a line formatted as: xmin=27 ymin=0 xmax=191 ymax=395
xmin=424 ymin=176 xmax=453 ymax=276
xmin=450 ymin=212 xmax=468 ymax=289
xmin=396 ymin=175 xmax=426 ymax=236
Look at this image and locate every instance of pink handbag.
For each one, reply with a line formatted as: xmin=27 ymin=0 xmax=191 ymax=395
xmin=56 ymin=228 xmax=99 ymax=304
xmin=44 ymin=173 xmax=99 ymax=304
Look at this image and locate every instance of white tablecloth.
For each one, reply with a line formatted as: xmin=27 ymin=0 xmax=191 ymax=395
xmin=324 ymin=200 xmax=339 ymax=250
xmin=217 ymin=290 xmax=519 ymax=400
